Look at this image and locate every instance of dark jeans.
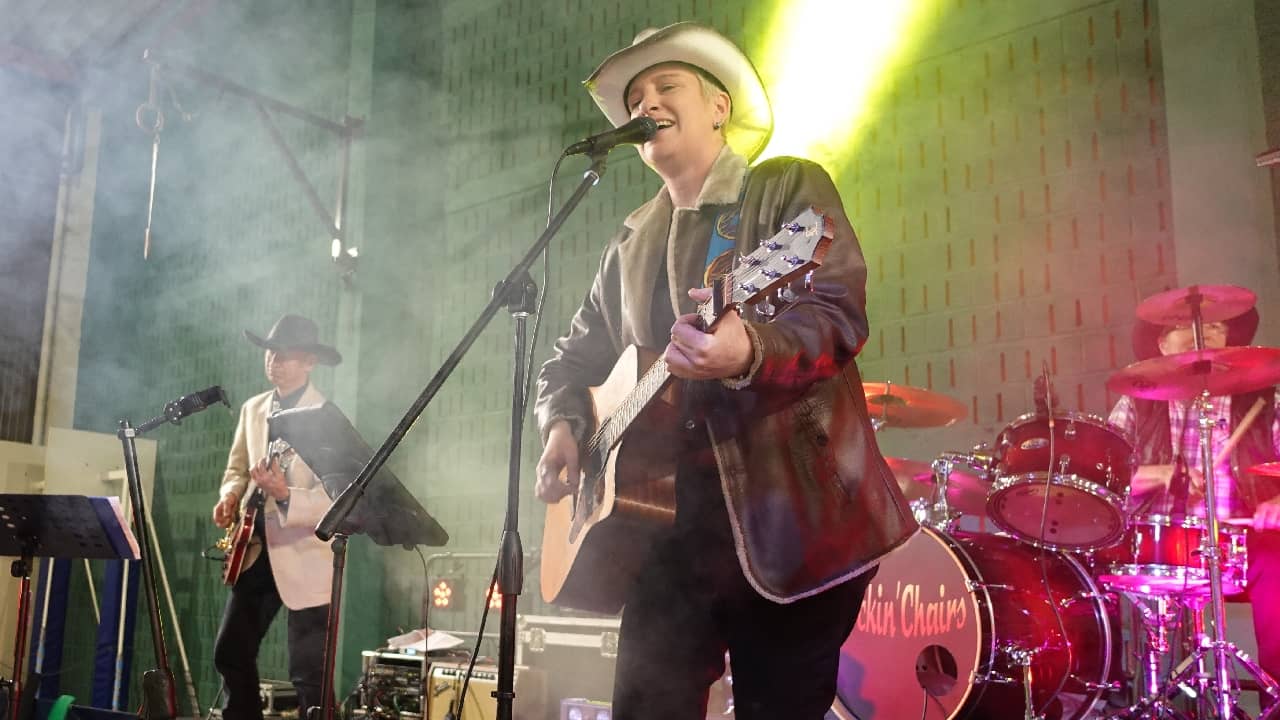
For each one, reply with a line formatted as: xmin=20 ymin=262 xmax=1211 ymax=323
xmin=611 ymin=467 xmax=873 ymax=720
xmin=213 ymin=548 xmax=331 ymax=720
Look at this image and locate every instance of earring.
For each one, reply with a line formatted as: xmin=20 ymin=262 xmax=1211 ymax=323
xmin=713 ymin=120 xmax=723 ymax=130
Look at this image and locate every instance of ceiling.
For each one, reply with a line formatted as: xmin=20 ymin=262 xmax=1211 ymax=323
xmin=0 ymin=0 xmax=212 ymax=86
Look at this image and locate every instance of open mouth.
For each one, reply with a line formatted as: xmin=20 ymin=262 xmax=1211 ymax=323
xmin=654 ymin=120 xmax=674 ymax=131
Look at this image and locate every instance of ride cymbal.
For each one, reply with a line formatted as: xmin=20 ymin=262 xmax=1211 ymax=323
xmin=1106 ymin=346 xmax=1280 ymax=401
xmin=864 ymin=382 xmax=966 ymax=428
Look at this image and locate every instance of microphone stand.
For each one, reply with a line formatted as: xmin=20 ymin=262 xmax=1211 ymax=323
xmin=315 ymin=150 xmax=612 ymax=720
xmin=115 ymin=391 xmax=226 ymax=720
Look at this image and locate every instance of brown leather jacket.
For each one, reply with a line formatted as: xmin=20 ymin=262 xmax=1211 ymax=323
xmin=535 ymin=148 xmax=916 ymax=603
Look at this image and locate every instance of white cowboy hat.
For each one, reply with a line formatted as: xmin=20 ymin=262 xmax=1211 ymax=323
xmin=584 ymin=22 xmax=773 ymax=162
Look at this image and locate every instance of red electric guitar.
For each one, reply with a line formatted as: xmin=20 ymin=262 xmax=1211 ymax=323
xmin=217 ymin=439 xmax=292 ymax=586
xmin=540 ymin=207 xmax=835 ymax=614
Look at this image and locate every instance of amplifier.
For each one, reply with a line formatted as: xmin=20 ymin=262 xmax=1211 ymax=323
xmin=360 ymin=650 xmax=428 ymax=716
xmin=426 ymin=663 xmax=545 ymax=720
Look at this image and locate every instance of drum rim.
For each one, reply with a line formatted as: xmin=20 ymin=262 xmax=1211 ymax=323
xmin=987 ymin=472 xmax=1127 ymax=551
xmin=1001 ymin=410 xmax=1134 ymax=445
xmin=1098 ymin=564 xmax=1246 ymax=596
xmin=1128 ymin=513 xmax=1250 ymax=533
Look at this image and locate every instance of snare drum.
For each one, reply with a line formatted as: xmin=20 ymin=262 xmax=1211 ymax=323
xmin=1091 ymin=514 xmax=1249 ymax=596
xmin=988 ymin=412 xmax=1135 ymax=551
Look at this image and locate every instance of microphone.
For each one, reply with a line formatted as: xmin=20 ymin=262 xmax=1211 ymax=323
xmin=564 ymin=116 xmax=658 ymax=156
xmin=163 ymin=385 xmax=230 ymax=424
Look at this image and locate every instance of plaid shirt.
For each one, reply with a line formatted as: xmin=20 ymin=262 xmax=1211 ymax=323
xmin=1109 ymin=391 xmax=1280 ymax=518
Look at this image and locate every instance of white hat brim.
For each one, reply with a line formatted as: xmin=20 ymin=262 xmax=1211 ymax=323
xmin=584 ymin=23 xmax=772 ymax=162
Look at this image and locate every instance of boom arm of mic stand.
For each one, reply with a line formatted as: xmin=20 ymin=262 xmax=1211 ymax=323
xmin=315 ymin=151 xmax=610 ymax=541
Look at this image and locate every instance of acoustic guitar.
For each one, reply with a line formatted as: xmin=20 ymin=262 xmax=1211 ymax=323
xmin=540 ymin=207 xmax=835 ymax=614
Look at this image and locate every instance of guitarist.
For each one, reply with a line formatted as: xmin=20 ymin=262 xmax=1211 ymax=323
xmin=210 ymin=314 xmax=342 ymax=720
xmin=534 ymin=23 xmax=916 ymax=720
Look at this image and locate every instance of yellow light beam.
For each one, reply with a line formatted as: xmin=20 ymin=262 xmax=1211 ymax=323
xmin=755 ymin=0 xmax=938 ymax=165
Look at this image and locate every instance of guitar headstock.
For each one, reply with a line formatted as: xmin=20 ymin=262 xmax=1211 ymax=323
xmin=697 ymin=207 xmax=834 ymax=327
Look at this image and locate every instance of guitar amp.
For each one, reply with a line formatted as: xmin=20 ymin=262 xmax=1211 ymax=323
xmin=425 ymin=663 xmax=544 ymax=720
xmin=358 ymin=650 xmax=428 ymax=717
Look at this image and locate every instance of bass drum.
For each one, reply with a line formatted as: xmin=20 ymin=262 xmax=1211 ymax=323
xmin=831 ymin=528 xmax=1112 ymax=720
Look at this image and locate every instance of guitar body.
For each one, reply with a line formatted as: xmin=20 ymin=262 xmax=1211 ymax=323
xmin=540 ymin=346 xmax=682 ymax=614
xmin=221 ymin=488 xmax=265 ymax=586
xmin=538 ymin=207 xmax=835 ymax=614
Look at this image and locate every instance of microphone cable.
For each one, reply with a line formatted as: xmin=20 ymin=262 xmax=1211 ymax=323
xmin=1034 ymin=359 xmax=1073 ymax=715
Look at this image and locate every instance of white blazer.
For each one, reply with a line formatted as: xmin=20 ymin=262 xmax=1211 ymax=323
xmin=219 ymin=386 xmax=336 ymax=610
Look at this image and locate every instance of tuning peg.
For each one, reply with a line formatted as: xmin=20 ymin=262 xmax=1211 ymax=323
xmin=803 ymin=271 xmax=815 ymax=292
xmin=755 ymin=299 xmax=777 ymax=319
xmin=777 ymin=285 xmax=797 ymax=303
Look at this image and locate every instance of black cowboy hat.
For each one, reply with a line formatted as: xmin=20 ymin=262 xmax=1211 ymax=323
xmin=244 ymin=313 xmax=342 ymax=366
xmin=1132 ymin=306 xmax=1259 ymax=361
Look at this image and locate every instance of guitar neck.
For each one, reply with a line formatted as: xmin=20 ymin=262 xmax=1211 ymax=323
xmin=590 ymin=360 xmax=673 ymax=453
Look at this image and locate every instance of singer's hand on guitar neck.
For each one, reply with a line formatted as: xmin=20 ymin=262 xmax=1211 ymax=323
xmin=536 ymin=421 xmax=580 ymax=503
xmin=665 ymin=287 xmax=753 ymax=381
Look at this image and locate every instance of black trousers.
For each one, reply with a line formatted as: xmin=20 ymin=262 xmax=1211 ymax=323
xmin=213 ymin=547 xmax=331 ymax=720
xmin=611 ymin=467 xmax=873 ymax=720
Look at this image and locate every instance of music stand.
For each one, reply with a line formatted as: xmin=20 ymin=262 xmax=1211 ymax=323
xmin=0 ymin=495 xmax=140 ymax=720
xmin=267 ymin=403 xmax=447 ymax=720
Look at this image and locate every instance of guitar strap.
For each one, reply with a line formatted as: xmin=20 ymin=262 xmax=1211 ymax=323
xmin=702 ymin=170 xmax=751 ymax=285
xmin=683 ymin=171 xmax=752 ymax=425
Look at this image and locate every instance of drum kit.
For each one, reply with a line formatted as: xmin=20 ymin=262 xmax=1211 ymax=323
xmin=833 ymin=285 xmax=1280 ymax=720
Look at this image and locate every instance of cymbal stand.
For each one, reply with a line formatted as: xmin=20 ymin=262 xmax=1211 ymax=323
xmin=917 ymin=455 xmax=961 ymax=530
xmin=1151 ymin=291 xmax=1279 ymax=718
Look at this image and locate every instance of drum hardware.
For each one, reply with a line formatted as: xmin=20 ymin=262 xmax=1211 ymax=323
xmin=1007 ymin=646 xmax=1046 ymax=720
xmin=898 ymin=455 xmax=992 ymax=529
xmin=1103 ymin=285 xmax=1280 ymax=720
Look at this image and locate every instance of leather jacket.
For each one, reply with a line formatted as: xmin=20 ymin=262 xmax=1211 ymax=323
xmin=535 ymin=147 xmax=917 ymax=603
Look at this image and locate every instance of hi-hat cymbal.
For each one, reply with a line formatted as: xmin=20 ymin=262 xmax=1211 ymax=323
xmin=864 ymin=382 xmax=966 ymax=428
xmin=1135 ymin=284 xmax=1256 ymax=326
xmin=1247 ymin=461 xmax=1280 ymax=478
xmin=886 ymin=456 xmax=989 ymax=516
xmin=1106 ymin=346 xmax=1280 ymax=401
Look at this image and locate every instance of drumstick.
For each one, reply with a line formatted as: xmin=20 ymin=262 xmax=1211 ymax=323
xmin=1212 ymin=397 xmax=1267 ymax=468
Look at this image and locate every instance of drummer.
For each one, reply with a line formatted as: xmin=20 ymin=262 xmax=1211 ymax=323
xmin=1107 ymin=306 xmax=1280 ymax=688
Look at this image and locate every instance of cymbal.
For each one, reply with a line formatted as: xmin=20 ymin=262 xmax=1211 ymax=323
xmin=1247 ymin=461 xmax=1280 ymax=478
xmin=864 ymin=382 xmax=966 ymax=428
xmin=886 ymin=456 xmax=989 ymax=516
xmin=1106 ymin=346 xmax=1280 ymax=401
xmin=1135 ymin=284 xmax=1256 ymax=326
